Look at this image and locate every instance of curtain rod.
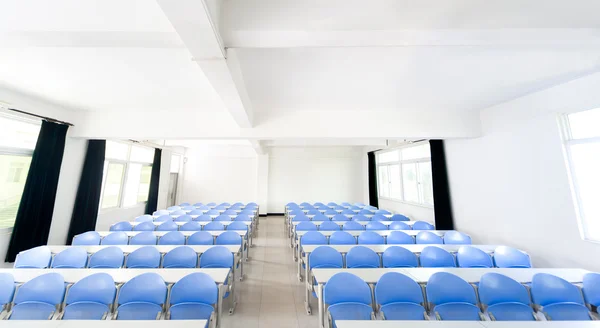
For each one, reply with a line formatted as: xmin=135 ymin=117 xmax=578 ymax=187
xmin=6 ymin=107 xmax=74 ymax=126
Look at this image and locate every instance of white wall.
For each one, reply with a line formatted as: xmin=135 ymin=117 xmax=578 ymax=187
xmin=378 ymin=199 xmax=435 ymax=223
xmin=445 ymin=71 xmax=600 ymax=271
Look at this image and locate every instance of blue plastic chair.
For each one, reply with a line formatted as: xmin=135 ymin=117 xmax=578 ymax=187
xmin=135 ymin=215 xmax=153 ymax=223
xmin=194 ymin=214 xmax=212 ymax=222
xmin=371 ymin=214 xmax=387 ymax=221
xmin=324 ymin=273 xmax=373 ymax=326
xmin=319 ymin=221 xmax=341 ymax=231
xmin=62 ymin=273 xmax=116 ymax=320
xmin=234 ymin=214 xmax=252 ymax=221
xmin=327 ymin=202 xmax=337 ymax=206
xmin=175 ymin=215 xmax=193 ymax=222
xmin=292 ymin=214 xmax=310 ymax=222
xmin=479 ymin=273 xmax=535 ymax=321
xmin=134 ymin=221 xmax=156 ymax=232
xmin=73 ymin=231 xmax=101 ymax=245
xmin=310 ymin=246 xmax=343 ymax=269
xmin=180 ymin=203 xmax=191 ymax=207
xmin=457 ymin=246 xmax=493 ymax=268
xmin=341 ymin=209 xmax=355 ymax=216
xmin=181 ymin=205 xmax=194 ymax=211
xmin=206 ymin=202 xmax=217 ymax=207
xmin=413 ymin=221 xmax=434 ymax=230
xmin=358 ymin=231 xmax=385 ymax=245
xmin=169 ymin=273 xmax=218 ymax=320
xmin=206 ymin=209 xmax=220 ymax=216
xmin=324 ymin=209 xmax=338 ymax=216
xmin=426 ymin=272 xmax=481 ymax=320
xmin=51 ymin=247 xmax=88 ymax=268
xmin=14 ymin=246 xmax=52 ymax=268
xmin=223 ymin=210 xmax=237 ymax=216
xmin=366 ymin=221 xmax=388 ymax=231
xmin=187 ymin=231 xmax=214 ymax=245
xmin=214 ymin=205 xmax=226 ymax=211
xmin=163 ymin=246 xmax=198 ymax=268
xmin=188 ymin=209 xmax=204 ymax=216
xmin=154 ymin=215 xmax=172 ymax=222
xmin=216 ymin=231 xmax=242 ymax=246
xmin=351 ymin=214 xmax=368 ymax=221
xmin=308 ymin=209 xmax=321 ymax=216
xmin=531 ymin=273 xmax=591 ymax=320
xmin=111 ymin=221 xmax=133 ymax=231
xmin=197 ymin=205 xmax=210 ymax=211
xmin=390 ymin=214 xmax=409 ymax=221
xmin=341 ymin=202 xmax=352 ymax=207
xmin=419 ymin=247 xmax=456 ymax=268
xmin=204 ymin=221 xmax=225 ymax=231
xmin=153 ymin=210 xmax=170 ymax=216
xmin=219 ymin=202 xmax=231 ymax=207
xmin=168 ymin=206 xmax=182 ymax=211
xmin=89 ymin=247 xmax=124 ymax=268
xmin=171 ymin=210 xmax=186 ymax=216
xmin=200 ymin=246 xmax=234 ymax=269
xmin=314 ymin=202 xmax=325 ymax=207
xmin=443 ymin=231 xmax=472 ymax=244
xmin=126 ymin=246 xmax=161 ymax=268
xmin=493 ymin=246 xmax=532 ymax=268
xmin=300 ymin=202 xmax=311 ymax=207
xmin=312 ymin=214 xmax=328 ymax=221
xmin=343 ymin=221 xmax=364 ymax=231
xmin=333 ymin=214 xmax=350 ymax=222
xmin=382 ymin=246 xmax=418 ymax=268
xmin=227 ymin=221 xmax=249 ymax=231
xmin=180 ymin=221 xmax=203 ymax=231
xmin=583 ymin=273 xmax=600 ymax=311
xmin=297 ymin=221 xmax=318 ymax=231
xmin=416 ymin=231 xmax=443 ymax=244
xmin=387 ymin=231 xmax=415 ymax=244
xmin=9 ymin=273 xmax=65 ymax=320
xmin=116 ymin=273 xmax=167 ymax=320
xmin=389 ymin=221 xmax=411 ymax=230
xmin=375 ymin=272 xmax=425 ymax=320
xmin=301 ymin=231 xmax=328 ymax=246
xmin=346 ymin=246 xmax=380 ymax=268
xmin=376 ymin=210 xmax=391 ymax=215
xmin=101 ymin=232 xmax=129 ymax=245
xmin=156 ymin=221 xmax=178 ymax=232
xmin=158 ymin=231 xmax=185 ymax=245
xmin=193 ymin=203 xmax=204 ymax=207
xmin=215 ymin=214 xmax=231 ymax=222
xmin=129 ymin=232 xmax=157 ymax=245
xmin=359 ymin=210 xmax=374 ymax=215
xmin=0 ymin=273 xmax=15 ymax=310
xmin=329 ymin=231 xmax=356 ymax=245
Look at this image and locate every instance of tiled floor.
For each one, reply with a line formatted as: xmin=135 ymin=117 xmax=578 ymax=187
xmin=221 ymin=216 xmax=319 ymax=328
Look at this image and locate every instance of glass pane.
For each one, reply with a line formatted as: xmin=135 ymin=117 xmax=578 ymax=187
xmin=101 ymin=162 xmax=125 ymax=209
xmin=378 ymin=166 xmax=389 ymax=198
xmin=123 ymin=163 xmax=142 ymax=207
xmin=137 ymin=165 xmax=152 ymax=203
xmin=0 ymin=155 xmax=32 ymax=228
xmin=570 ymin=142 xmax=600 ymax=241
xmin=378 ymin=151 xmax=399 ymax=164
xmin=402 ymin=163 xmax=419 ymax=203
xmin=170 ymin=154 xmax=181 ymax=173
xmin=402 ymin=144 xmax=430 ymax=161
xmin=0 ymin=116 xmax=40 ymax=150
xmin=419 ymin=161 xmax=434 ymax=206
xmin=389 ymin=164 xmax=401 ymax=199
xmin=569 ymin=108 xmax=600 ymax=139
xmin=130 ymin=145 xmax=154 ymax=163
xmin=105 ymin=141 xmax=129 ymax=161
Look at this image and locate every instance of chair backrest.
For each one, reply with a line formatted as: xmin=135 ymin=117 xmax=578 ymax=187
xmin=443 ymin=231 xmax=472 ymax=245
xmin=297 ymin=221 xmax=318 ymax=231
xmin=73 ymin=231 xmax=101 ymax=245
xmin=382 ymin=246 xmax=418 ymax=268
xmin=215 ymin=214 xmax=231 ymax=222
xmin=329 ymin=231 xmax=356 ymax=245
xmin=419 ymin=246 xmax=456 ymax=268
xmin=154 ymin=215 xmax=173 ymax=222
xmin=341 ymin=202 xmax=351 ymax=207
xmin=300 ymin=202 xmax=311 ymax=207
xmin=292 ymin=214 xmax=310 ymax=222
xmin=583 ymin=273 xmax=600 ymax=307
xmin=227 ymin=221 xmax=248 ymax=231
xmin=168 ymin=206 xmax=182 ymax=211
xmin=343 ymin=221 xmax=364 ymax=231
xmin=346 ymin=246 xmax=380 ymax=268
xmin=358 ymin=231 xmax=385 ymax=245
xmin=193 ymin=202 xmax=204 ymax=207
xmin=194 ymin=214 xmax=212 ymax=222
xmin=324 ymin=272 xmax=372 ymax=306
xmin=153 ymin=210 xmax=170 ymax=216
xmin=206 ymin=209 xmax=220 ymax=216
xmin=457 ymin=246 xmax=493 ymax=268
xmin=188 ymin=231 xmax=214 ymax=245
xmin=219 ymin=202 xmax=231 ymax=207
xmin=203 ymin=221 xmax=225 ymax=231
xmin=199 ymin=246 xmax=233 ymax=268
xmin=307 ymin=209 xmax=321 ymax=216
xmin=51 ymin=247 xmax=88 ymax=268
xmin=179 ymin=203 xmax=191 ymax=206
xmin=156 ymin=221 xmax=178 ymax=231
xmin=89 ymin=246 xmax=124 ymax=268
xmin=170 ymin=273 xmax=218 ymax=306
xmin=180 ymin=221 xmax=203 ymax=231
xmin=376 ymin=272 xmax=423 ymax=305
xmin=206 ymin=202 xmax=216 ymax=207
xmin=366 ymin=221 xmax=388 ymax=231
xmin=531 ymin=273 xmax=585 ymax=307
xmin=319 ymin=221 xmax=340 ymax=231
xmin=390 ymin=214 xmax=409 ymax=221
xmin=216 ymin=231 xmax=242 ymax=245
xmin=234 ymin=214 xmax=252 ymax=221
xmin=314 ymin=202 xmax=324 ymax=207
xmin=129 ymin=232 xmax=157 ymax=245
xmin=387 ymin=231 xmax=414 ymax=245
xmin=110 ymin=221 xmax=133 ymax=231
xmin=135 ymin=215 xmax=154 ymax=223
xmin=223 ymin=209 xmax=237 ymax=215
xmin=416 ymin=231 xmax=443 ymax=244
xmin=163 ymin=246 xmax=198 ymax=268
xmin=376 ymin=210 xmax=391 ymax=215
xmin=126 ymin=246 xmax=161 ymax=268
xmin=389 ymin=221 xmax=411 ymax=230
xmin=118 ymin=273 xmax=166 ymax=307
xmin=14 ymin=246 xmax=52 ymax=268
xmin=324 ymin=209 xmax=337 ymax=215
xmin=300 ymin=231 xmax=328 ymax=245
xmin=359 ymin=210 xmax=374 ymax=215
xmin=312 ymin=214 xmax=328 ymax=221
xmin=101 ymin=232 xmax=128 ymax=245
xmin=181 ymin=206 xmax=194 ymax=211
xmin=426 ymin=272 xmax=477 ymax=306
xmin=174 ymin=215 xmax=193 ymax=222
xmin=413 ymin=221 xmax=434 ymax=230
xmin=327 ymin=202 xmax=337 ymax=206
xmin=371 ymin=214 xmax=387 ymax=221
xmin=351 ymin=214 xmax=368 ymax=221
xmin=134 ymin=221 xmax=156 ymax=231
xmin=188 ymin=209 xmax=204 ymax=216
xmin=493 ymin=246 xmax=532 ymax=268
xmin=479 ymin=273 xmax=530 ymax=307
xmin=309 ymin=246 xmax=343 ymax=269
xmin=158 ymin=231 xmax=185 ymax=245
xmin=14 ymin=272 xmax=65 ymax=305
xmin=171 ymin=210 xmax=186 ymax=216
xmin=66 ymin=273 xmax=116 ymax=306
xmin=332 ymin=214 xmax=350 ymax=222
xmin=0 ymin=273 xmax=15 ymax=306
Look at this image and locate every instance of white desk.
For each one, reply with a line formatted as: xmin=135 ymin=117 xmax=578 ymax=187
xmin=0 ymin=322 xmax=209 ymax=328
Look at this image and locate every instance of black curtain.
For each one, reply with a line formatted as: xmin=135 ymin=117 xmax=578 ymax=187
xmin=145 ymin=148 xmax=162 ymax=214
xmin=65 ymin=140 xmax=106 ymax=245
xmin=430 ymin=140 xmax=454 ymax=230
xmin=367 ymin=151 xmax=379 ymax=208
xmin=6 ymin=121 xmax=69 ymax=262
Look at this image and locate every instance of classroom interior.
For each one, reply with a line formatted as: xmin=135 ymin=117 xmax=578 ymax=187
xmin=0 ymin=1 xmax=600 ymax=327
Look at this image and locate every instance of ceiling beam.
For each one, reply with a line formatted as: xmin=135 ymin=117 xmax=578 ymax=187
xmin=249 ymin=140 xmax=266 ymax=155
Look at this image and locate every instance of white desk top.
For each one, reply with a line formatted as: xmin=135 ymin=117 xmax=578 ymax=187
xmin=295 ymin=230 xmax=446 ymax=237
xmin=0 ymin=321 xmax=209 ymax=328
xmin=301 ymin=244 xmax=500 ymax=254
xmin=0 ymin=268 xmax=230 ymax=284
xmin=335 ymin=321 xmax=600 ymax=328
xmin=97 ymin=230 xmax=247 ymax=237
xmin=44 ymin=244 xmax=241 ymax=254
xmin=129 ymin=220 xmax=252 ymax=226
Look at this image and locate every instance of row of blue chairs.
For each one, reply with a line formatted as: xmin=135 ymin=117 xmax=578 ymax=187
xmin=153 ymin=208 xmax=256 ymax=217
xmin=323 ymin=271 xmax=600 ymax=323
xmin=308 ymin=245 xmax=531 ymax=269
xmin=177 ymin=202 xmax=257 ymax=209
xmin=287 ymin=202 xmax=376 ymax=211
xmin=298 ymin=231 xmax=468 ymax=245
xmin=0 ymin=272 xmax=220 ymax=320
xmin=15 ymin=245 xmax=235 ymax=269
xmin=291 ymin=213 xmax=413 ymax=223
xmin=289 ymin=209 xmax=396 ymax=218
xmin=73 ymin=231 xmax=241 ymax=246
xmin=295 ymin=220 xmax=433 ymax=232
xmin=111 ymin=220 xmax=250 ymax=232
xmin=159 ymin=202 xmax=258 ymax=214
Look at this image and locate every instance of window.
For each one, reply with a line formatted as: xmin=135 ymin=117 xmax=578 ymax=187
xmin=100 ymin=141 xmax=154 ymax=210
xmin=376 ymin=142 xmax=434 ymax=207
xmin=0 ymin=115 xmax=41 ymax=229
xmin=563 ymin=108 xmax=600 ymax=241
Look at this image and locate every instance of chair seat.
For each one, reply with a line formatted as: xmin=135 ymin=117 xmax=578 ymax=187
xmin=63 ymin=302 xmax=110 ymax=320
xmin=381 ymin=302 xmax=426 ymax=320
xmin=543 ymin=303 xmax=592 ymax=321
xmin=10 ymin=302 xmax=56 ymax=320
xmin=170 ymin=303 xmax=214 ymax=321
xmin=487 ymin=302 xmax=536 ymax=321
xmin=328 ymin=302 xmax=372 ymax=327
xmin=116 ymin=302 xmax=162 ymax=320
xmin=434 ymin=303 xmax=481 ymax=321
